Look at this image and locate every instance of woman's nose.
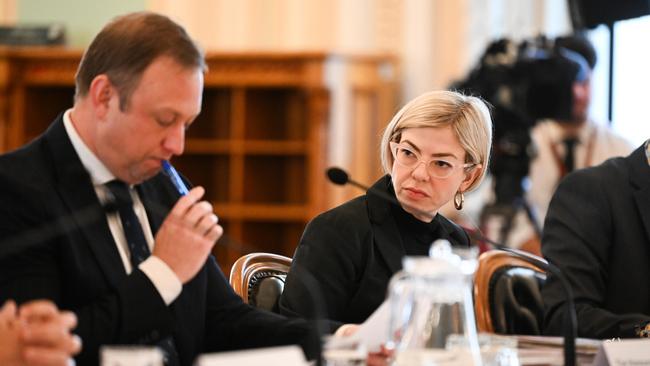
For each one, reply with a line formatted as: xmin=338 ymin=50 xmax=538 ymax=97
xmin=411 ymin=161 xmax=430 ymax=181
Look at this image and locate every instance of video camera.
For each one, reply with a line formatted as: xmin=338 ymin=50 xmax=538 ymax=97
xmin=452 ymin=36 xmax=590 ymax=242
xmin=453 ymin=36 xmax=588 ymax=206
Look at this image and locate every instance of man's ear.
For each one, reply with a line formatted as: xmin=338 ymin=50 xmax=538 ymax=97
xmin=459 ymin=164 xmax=482 ymax=192
xmin=88 ymin=75 xmax=114 ymax=119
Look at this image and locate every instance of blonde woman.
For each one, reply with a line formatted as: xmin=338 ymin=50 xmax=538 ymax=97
xmin=279 ymin=90 xmax=493 ymax=326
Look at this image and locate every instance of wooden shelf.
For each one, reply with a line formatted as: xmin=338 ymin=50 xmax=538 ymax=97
xmin=184 ymin=140 xmax=231 ymax=154
xmin=184 ymin=140 xmax=307 ymax=155
xmin=241 ymin=141 xmax=308 ymax=155
xmin=213 ymin=203 xmax=310 ymax=221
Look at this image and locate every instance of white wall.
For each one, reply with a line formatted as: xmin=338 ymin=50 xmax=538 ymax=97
xmin=0 ymin=0 xmax=16 ymax=24
xmin=3 ymin=0 xmax=573 ymax=103
xmin=147 ymin=0 xmax=572 ymax=105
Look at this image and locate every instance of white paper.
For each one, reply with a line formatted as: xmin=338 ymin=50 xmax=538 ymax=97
xmin=196 ymin=345 xmax=307 ymax=366
xmin=348 ymin=299 xmax=391 ymax=352
xmin=100 ymin=346 xmax=164 ymax=366
xmin=593 ymin=338 xmax=650 ymax=366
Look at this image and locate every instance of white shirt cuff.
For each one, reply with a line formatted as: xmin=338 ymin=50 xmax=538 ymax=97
xmin=139 ymin=256 xmax=182 ymax=305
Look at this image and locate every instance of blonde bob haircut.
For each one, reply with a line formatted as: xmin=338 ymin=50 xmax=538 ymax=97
xmin=380 ymin=90 xmax=493 ymax=192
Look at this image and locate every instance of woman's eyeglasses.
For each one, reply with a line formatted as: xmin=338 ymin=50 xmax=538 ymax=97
xmin=390 ymin=142 xmax=478 ymax=179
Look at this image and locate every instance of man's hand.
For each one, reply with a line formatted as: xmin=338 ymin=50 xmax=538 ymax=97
xmin=0 ymin=300 xmax=81 ymax=366
xmin=153 ymin=186 xmax=223 ymax=283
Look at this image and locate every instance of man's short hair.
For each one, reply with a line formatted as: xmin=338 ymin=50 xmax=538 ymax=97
xmin=555 ymin=34 xmax=597 ymax=70
xmin=75 ymin=12 xmax=206 ymax=110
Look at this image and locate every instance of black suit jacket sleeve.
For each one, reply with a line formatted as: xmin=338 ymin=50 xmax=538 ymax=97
xmin=542 ymin=147 xmax=650 ymax=338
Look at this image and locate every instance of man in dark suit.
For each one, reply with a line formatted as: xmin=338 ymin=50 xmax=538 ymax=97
xmin=0 ymin=12 xmax=317 ymax=366
xmin=542 ymin=141 xmax=650 ymax=339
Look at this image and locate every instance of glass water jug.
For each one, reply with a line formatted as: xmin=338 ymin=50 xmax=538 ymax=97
xmin=386 ymin=240 xmax=481 ymax=365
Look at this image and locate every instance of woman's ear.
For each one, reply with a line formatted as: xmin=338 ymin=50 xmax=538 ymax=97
xmin=459 ymin=164 xmax=482 ymax=192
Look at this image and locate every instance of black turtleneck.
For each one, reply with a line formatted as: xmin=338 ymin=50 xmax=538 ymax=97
xmin=388 ymin=184 xmax=446 ymax=256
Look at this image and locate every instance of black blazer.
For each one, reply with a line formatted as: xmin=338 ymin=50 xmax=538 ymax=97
xmin=542 ymin=144 xmax=650 ymax=338
xmin=278 ymin=175 xmax=469 ymax=326
xmin=0 ymin=116 xmax=316 ymax=366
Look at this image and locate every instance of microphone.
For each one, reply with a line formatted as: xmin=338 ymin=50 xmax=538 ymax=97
xmin=326 ymin=166 xmax=578 ymax=366
xmin=325 ymin=167 xmax=348 ymax=186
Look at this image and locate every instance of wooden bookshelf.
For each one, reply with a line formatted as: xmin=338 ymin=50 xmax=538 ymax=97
xmin=0 ymin=47 xmax=398 ymax=273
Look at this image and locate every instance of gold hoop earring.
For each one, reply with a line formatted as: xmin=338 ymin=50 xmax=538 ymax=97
xmin=454 ymin=191 xmax=464 ymax=210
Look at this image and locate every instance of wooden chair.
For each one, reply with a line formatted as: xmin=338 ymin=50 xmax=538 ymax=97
xmin=474 ymin=249 xmax=547 ymax=335
xmin=229 ymin=252 xmax=292 ymax=312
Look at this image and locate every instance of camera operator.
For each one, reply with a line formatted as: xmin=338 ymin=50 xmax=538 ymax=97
xmin=445 ymin=35 xmax=632 ymax=253
xmin=524 ymin=35 xmax=632 ymax=252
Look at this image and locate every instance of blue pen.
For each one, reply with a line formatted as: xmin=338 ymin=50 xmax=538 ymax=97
xmin=162 ymin=160 xmax=189 ymax=196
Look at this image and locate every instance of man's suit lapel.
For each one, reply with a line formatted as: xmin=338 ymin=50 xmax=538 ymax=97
xmin=367 ymin=176 xmax=404 ymax=274
xmin=629 ymin=146 xmax=650 ymax=245
xmin=43 ymin=116 xmax=127 ymax=288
